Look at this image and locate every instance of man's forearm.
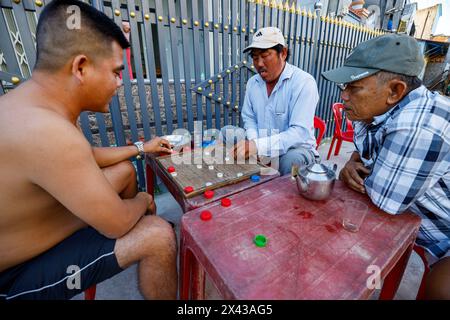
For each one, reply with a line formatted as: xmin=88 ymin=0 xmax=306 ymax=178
xmin=92 ymin=146 xmax=139 ymax=168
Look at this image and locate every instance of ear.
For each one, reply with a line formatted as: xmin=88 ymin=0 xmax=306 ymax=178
xmin=71 ymin=54 xmax=89 ymax=83
xmin=386 ymin=79 xmax=408 ymax=105
xmin=281 ymin=47 xmax=288 ymax=61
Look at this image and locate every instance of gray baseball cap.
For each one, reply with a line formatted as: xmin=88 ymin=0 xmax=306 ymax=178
xmin=322 ymin=33 xmax=424 ymax=84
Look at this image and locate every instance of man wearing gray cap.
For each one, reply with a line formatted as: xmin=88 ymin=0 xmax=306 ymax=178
xmin=226 ymin=27 xmax=320 ymax=175
xmin=323 ymin=34 xmax=450 ymax=299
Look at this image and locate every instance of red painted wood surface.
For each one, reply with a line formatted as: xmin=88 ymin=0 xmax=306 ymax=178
xmin=180 ymin=175 xmax=421 ymax=299
xmin=146 ymin=154 xmax=279 ymax=212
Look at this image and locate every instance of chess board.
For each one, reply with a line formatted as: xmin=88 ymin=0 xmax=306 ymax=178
xmin=155 ymin=149 xmax=269 ymax=198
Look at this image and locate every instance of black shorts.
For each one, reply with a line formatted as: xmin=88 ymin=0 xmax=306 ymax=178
xmin=0 ymin=227 xmax=123 ymax=300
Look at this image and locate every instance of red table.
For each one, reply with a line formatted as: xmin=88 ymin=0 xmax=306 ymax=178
xmin=180 ymin=175 xmax=422 ymax=299
xmin=145 ymin=153 xmax=279 ymax=212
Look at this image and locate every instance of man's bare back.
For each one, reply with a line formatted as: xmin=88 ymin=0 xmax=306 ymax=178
xmin=0 ymin=86 xmax=95 ymax=271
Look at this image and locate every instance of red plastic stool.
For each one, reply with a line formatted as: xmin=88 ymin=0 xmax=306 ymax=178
xmin=84 ymin=285 xmax=96 ymax=300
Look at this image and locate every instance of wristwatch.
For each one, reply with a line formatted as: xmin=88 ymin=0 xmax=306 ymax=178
xmin=133 ymin=141 xmax=145 ymax=160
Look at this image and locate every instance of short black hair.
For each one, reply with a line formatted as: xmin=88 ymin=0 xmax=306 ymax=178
xmin=35 ymin=0 xmax=130 ymax=71
xmin=272 ymin=44 xmax=290 ymax=61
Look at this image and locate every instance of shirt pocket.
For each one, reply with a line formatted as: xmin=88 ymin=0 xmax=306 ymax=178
xmin=274 ymin=100 xmax=287 ymax=115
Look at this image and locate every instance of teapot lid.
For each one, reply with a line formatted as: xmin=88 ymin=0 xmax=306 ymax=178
xmin=307 ymin=163 xmax=328 ymax=174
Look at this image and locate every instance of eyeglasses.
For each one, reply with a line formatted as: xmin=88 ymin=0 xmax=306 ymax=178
xmin=337 ymin=83 xmax=348 ymax=91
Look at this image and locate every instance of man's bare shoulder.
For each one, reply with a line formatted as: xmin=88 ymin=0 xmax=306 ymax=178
xmin=0 ymin=95 xmax=87 ymax=150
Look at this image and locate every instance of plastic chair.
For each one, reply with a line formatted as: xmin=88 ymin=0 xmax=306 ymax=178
xmin=313 ymin=116 xmax=326 ymax=149
xmin=327 ymin=103 xmax=354 ymax=160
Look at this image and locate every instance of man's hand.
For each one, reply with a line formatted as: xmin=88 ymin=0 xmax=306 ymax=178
xmin=231 ymin=140 xmax=257 ymax=160
xmin=144 ymin=137 xmax=172 ymax=154
xmin=137 ymin=192 xmax=156 ymax=215
xmin=339 ymin=152 xmax=371 ymax=194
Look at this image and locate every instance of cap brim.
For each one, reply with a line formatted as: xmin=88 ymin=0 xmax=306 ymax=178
xmin=322 ymin=66 xmax=379 ymax=84
xmin=243 ymin=41 xmax=283 ymax=53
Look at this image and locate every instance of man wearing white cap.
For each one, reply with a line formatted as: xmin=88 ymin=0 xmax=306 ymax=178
xmin=226 ymin=27 xmax=320 ymax=175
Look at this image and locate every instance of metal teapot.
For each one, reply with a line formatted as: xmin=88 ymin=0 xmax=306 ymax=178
xmin=291 ymin=162 xmax=337 ymax=201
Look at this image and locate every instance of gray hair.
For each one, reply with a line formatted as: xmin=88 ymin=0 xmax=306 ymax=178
xmin=375 ymin=71 xmax=422 ymax=92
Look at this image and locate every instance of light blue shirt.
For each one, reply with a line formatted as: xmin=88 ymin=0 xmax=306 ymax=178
xmin=241 ymin=63 xmax=319 ymax=157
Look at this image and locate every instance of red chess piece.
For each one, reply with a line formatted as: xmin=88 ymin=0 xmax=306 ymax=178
xmin=221 ymin=198 xmax=231 ymax=207
xmin=204 ymin=190 xmax=214 ymax=199
xmin=200 ymin=210 xmax=212 ymax=221
xmin=184 ymin=186 xmax=194 ymax=193
xmin=168 ymin=166 xmax=176 ymax=173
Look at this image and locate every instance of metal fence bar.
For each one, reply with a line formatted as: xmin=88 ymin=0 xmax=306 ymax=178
xmin=262 ymin=0 xmax=269 ymax=27
xmin=221 ymin=0 xmax=230 ymax=127
xmin=326 ymin=18 xmax=346 ymax=133
xmin=155 ymin=0 xmax=174 ymax=133
xmin=180 ymin=0 xmax=194 ymax=133
xmin=316 ymin=16 xmax=332 ymax=125
xmin=255 ymin=0 xmax=262 ymax=31
xmin=230 ymin=0 xmax=238 ymax=126
xmin=212 ymin=0 xmax=221 ymax=129
xmin=0 ymin=9 xmax=22 ymax=76
xmin=126 ymin=0 xmax=152 ymax=140
xmin=291 ymin=6 xmax=301 ymax=67
xmin=238 ymin=0 xmax=246 ymax=127
xmin=167 ymin=0 xmax=185 ymax=130
xmin=305 ymin=11 xmax=314 ymax=73
xmin=200 ymin=0 xmax=212 ymax=129
xmin=298 ymin=9 xmax=307 ymax=70
xmin=141 ymin=0 xmax=163 ymax=136
xmin=191 ymin=0 xmax=204 ymax=126
xmin=10 ymin=0 xmax=35 ymax=70
xmin=322 ymin=18 xmax=338 ymax=133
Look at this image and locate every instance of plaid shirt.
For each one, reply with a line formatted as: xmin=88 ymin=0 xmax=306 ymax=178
xmin=353 ymin=86 xmax=450 ymax=258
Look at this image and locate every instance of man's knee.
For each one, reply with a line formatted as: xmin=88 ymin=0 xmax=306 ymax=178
xmin=116 ymin=160 xmax=136 ymax=180
xmin=425 ymin=256 xmax=450 ymax=299
xmin=139 ymin=216 xmax=177 ymax=254
xmin=279 ymin=148 xmax=316 ymax=175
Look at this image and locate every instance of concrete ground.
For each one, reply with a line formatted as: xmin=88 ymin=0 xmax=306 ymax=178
xmin=73 ymin=139 xmax=425 ymax=300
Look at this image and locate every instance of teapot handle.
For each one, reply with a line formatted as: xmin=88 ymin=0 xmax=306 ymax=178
xmin=291 ymin=165 xmax=299 ymax=177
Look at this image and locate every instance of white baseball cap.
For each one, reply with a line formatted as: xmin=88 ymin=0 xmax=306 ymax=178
xmin=243 ymin=27 xmax=286 ymax=53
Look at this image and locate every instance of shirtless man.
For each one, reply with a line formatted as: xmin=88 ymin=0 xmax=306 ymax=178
xmin=0 ymin=0 xmax=176 ymax=300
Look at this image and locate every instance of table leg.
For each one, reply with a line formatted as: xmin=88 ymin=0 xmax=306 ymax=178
xmin=191 ymin=259 xmax=205 ymax=300
xmin=179 ymin=244 xmax=191 ymax=299
xmin=379 ymin=242 xmax=414 ymax=300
